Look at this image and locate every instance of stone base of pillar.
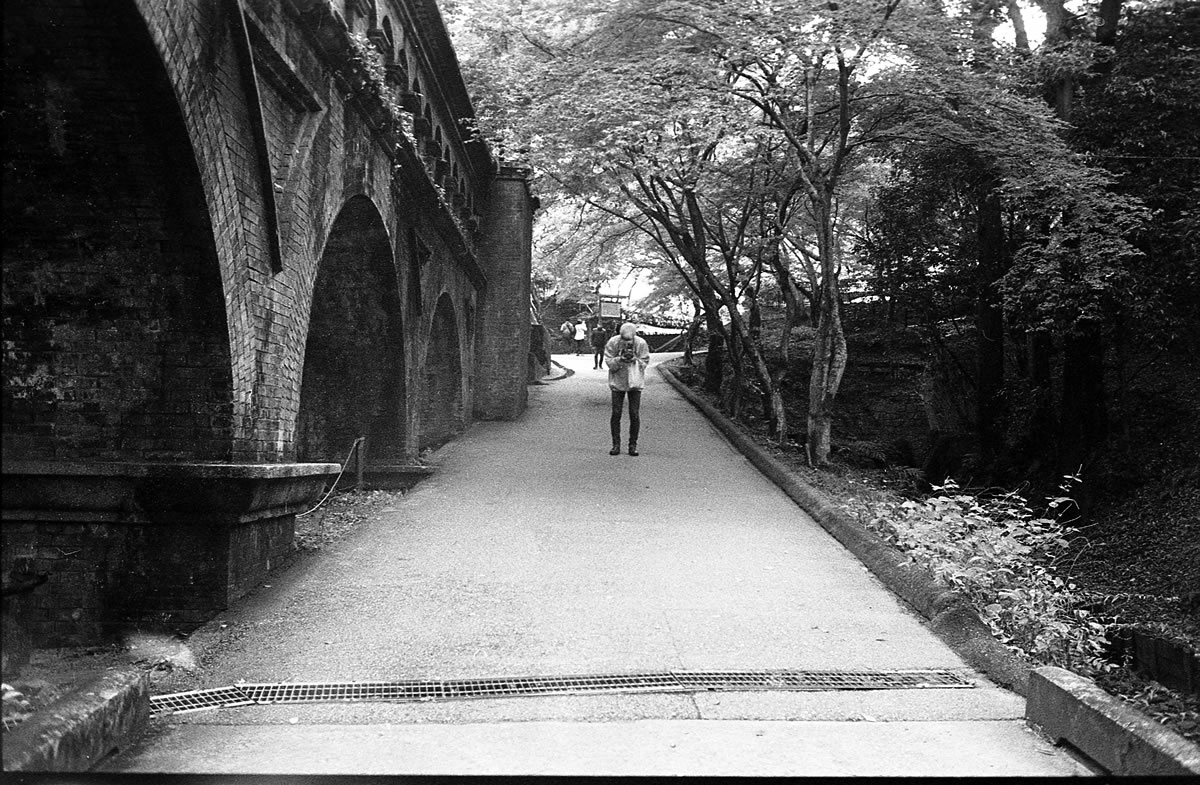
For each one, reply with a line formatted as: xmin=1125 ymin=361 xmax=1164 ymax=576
xmin=358 ymin=463 xmax=436 ymax=491
xmin=1 ymin=461 xmax=340 ymax=647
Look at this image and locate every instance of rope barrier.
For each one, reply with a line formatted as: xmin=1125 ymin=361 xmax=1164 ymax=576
xmin=296 ymin=436 xmax=365 ymax=517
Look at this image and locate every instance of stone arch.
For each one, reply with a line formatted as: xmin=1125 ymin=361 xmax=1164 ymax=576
xmin=419 ymin=293 xmax=464 ymax=450
xmin=382 ymin=17 xmax=395 ymax=58
xmin=2 ymin=0 xmax=233 ymax=461
xmin=297 ymin=195 xmax=406 ymax=464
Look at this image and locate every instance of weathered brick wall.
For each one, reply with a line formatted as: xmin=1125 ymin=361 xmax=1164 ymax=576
xmin=2 ymin=512 xmax=296 ymax=647
xmin=2 ymin=516 xmax=229 ymax=646
xmin=474 ymin=169 xmax=535 ymax=420
xmin=829 ymin=362 xmax=935 ymax=464
xmin=2 ymin=1 xmax=234 ymax=462
xmin=2 ymin=523 xmax=117 ymax=646
xmin=134 ymin=0 xmax=287 ymax=461
xmin=419 ymin=294 xmax=464 ymax=449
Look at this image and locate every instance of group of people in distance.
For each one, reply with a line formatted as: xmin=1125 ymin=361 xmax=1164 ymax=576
xmin=559 ymin=317 xmax=650 ymax=457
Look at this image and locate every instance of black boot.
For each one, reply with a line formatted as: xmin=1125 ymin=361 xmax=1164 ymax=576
xmin=609 ymin=444 xmax=621 ymax=456
xmin=628 ymin=443 xmax=639 ymax=457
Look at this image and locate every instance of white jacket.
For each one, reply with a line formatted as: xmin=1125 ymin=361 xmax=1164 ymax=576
xmin=604 ymin=335 xmax=651 ymax=391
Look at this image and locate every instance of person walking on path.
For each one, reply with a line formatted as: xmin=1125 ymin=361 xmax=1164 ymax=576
xmin=604 ymin=322 xmax=650 ymax=456
xmin=590 ymin=321 xmax=610 ymax=370
xmin=559 ymin=319 xmax=574 ymax=352
xmin=573 ymin=320 xmax=588 ymax=355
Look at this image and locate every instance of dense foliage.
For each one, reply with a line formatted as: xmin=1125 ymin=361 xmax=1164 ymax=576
xmin=448 ymin=0 xmax=1164 ymax=472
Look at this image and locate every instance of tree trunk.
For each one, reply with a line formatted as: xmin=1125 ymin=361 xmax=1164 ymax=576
xmin=748 ymin=295 xmax=762 ymax=345
xmin=1096 ymin=0 xmax=1123 ymax=47
xmin=704 ymin=333 xmax=725 ymax=395
xmin=766 ymin=248 xmax=804 ymax=364
xmin=780 ymin=295 xmax=798 ymax=361
xmin=806 ymin=205 xmax=847 ymax=466
xmin=1005 ymin=0 xmax=1031 ymax=53
xmin=683 ymin=300 xmax=704 ymax=367
xmin=1055 ymin=0 xmax=1122 ymax=499
xmin=1060 ymin=330 xmax=1105 ymax=516
xmin=724 ymin=335 xmax=744 ymax=416
xmin=1027 ymin=329 xmax=1056 ymax=459
xmin=806 ymin=305 xmax=847 ymax=466
xmin=976 ymin=185 xmax=1007 ymax=458
xmin=770 ymin=358 xmax=789 ymax=443
xmin=1039 ymin=0 xmax=1115 ymax=496
xmin=694 ymin=277 xmax=726 ymax=395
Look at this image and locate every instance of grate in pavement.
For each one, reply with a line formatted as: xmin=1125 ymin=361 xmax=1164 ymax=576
xmin=150 ymin=668 xmax=974 ymax=717
xmin=441 ymin=672 xmax=684 ymax=699
xmin=671 ymin=669 xmax=972 ymax=691
xmin=148 ymin=685 xmax=257 ymax=715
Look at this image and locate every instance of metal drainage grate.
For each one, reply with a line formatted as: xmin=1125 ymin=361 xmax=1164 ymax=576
xmin=149 ymin=685 xmax=257 ymax=715
xmin=671 ymin=669 xmax=971 ymax=691
xmin=237 ymin=672 xmax=683 ymax=706
xmin=150 ymin=669 xmax=973 ymax=717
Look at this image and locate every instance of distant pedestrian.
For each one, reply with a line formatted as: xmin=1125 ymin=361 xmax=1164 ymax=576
xmin=573 ymin=319 xmax=588 ymax=355
xmin=590 ymin=321 xmax=609 ymax=369
xmin=604 ymin=322 xmax=650 ymax=456
xmin=559 ymin=319 xmax=574 ymax=350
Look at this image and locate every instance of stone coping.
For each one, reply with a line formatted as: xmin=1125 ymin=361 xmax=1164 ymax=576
xmin=2 ymin=460 xmax=342 ymax=479
xmin=364 ymin=463 xmax=437 ymax=473
xmin=1 ymin=669 xmax=149 ymax=772
xmin=1027 ymin=666 xmax=1200 ymax=775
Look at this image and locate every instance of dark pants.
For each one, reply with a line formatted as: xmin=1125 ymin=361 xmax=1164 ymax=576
xmin=592 ymin=347 xmax=604 ymax=368
xmin=610 ymin=389 xmax=642 ymax=446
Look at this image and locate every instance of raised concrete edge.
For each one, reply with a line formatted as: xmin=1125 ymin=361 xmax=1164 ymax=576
xmin=545 ymin=359 xmax=574 ymax=381
xmin=655 ymin=361 xmax=1033 ymax=694
xmin=1 ymin=668 xmax=149 ymax=772
xmin=657 ymin=360 xmax=1200 ymax=775
xmin=1 ymin=460 xmax=343 ymax=479
xmin=1026 ymin=666 xmax=1200 ymax=775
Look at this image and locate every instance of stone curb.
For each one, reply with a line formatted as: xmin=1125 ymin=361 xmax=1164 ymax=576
xmin=654 ymin=362 xmax=1030 ymax=695
xmin=2 ymin=668 xmax=149 ymax=772
xmin=543 ymin=360 xmax=574 ymax=382
xmin=657 ymin=361 xmax=1200 ymax=774
xmin=1027 ymin=666 xmax=1200 ymax=775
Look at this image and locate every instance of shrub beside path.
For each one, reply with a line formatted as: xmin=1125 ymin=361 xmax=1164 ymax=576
xmin=104 ymin=354 xmax=1089 ymax=776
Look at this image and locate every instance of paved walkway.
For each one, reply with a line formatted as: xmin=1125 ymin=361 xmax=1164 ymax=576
xmin=106 ymin=353 xmax=1088 ymax=776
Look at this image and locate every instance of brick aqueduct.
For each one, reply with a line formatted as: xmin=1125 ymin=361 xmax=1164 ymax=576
xmin=2 ymin=0 xmax=538 ymax=647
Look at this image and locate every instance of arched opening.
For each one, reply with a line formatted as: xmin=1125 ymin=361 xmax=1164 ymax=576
xmin=2 ymin=0 xmax=233 ymax=462
xmin=419 ymin=294 xmax=464 ymax=450
xmin=297 ymin=196 xmax=406 ymax=465
xmin=381 ymin=17 xmax=395 ymax=60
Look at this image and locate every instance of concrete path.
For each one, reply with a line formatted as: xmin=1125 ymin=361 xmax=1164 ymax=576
xmin=105 ymin=353 xmax=1089 ymax=776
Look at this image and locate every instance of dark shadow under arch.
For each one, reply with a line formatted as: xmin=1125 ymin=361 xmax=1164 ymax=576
xmin=297 ymin=196 xmax=406 ymax=463
xmin=1 ymin=0 xmax=233 ymax=461
xmin=419 ymin=294 xmax=464 ymax=451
